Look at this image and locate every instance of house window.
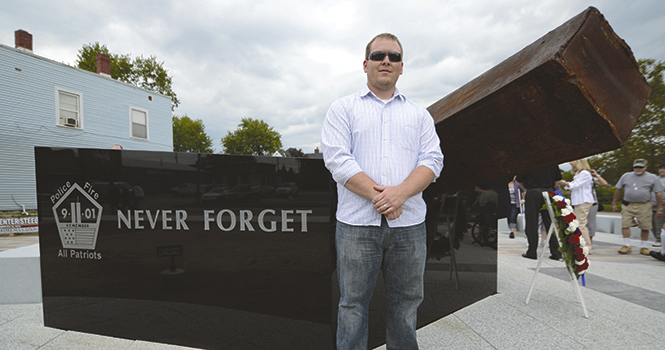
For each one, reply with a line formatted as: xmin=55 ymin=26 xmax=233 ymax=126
xmin=130 ymin=107 xmax=148 ymax=139
xmin=56 ymin=89 xmax=82 ymax=128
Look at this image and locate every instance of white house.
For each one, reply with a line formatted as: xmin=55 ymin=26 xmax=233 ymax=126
xmin=0 ymin=30 xmax=173 ymax=211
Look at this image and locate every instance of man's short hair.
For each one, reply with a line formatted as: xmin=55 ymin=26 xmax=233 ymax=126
xmin=659 ymin=163 xmax=665 ymax=170
xmin=365 ymin=33 xmax=403 ymax=60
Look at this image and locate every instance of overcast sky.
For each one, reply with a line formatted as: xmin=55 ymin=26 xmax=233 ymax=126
xmin=2 ymin=0 xmax=664 ymax=153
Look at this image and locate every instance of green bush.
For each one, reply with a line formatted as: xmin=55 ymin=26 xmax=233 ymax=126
xmin=595 ymin=186 xmax=616 ymax=208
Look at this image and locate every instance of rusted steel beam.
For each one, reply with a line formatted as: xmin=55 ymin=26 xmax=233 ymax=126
xmin=429 ymin=6 xmax=650 ymax=193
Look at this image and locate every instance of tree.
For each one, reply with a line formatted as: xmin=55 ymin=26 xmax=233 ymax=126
xmin=172 ymin=115 xmax=214 ymax=153
xmin=221 ymin=118 xmax=283 ymax=156
xmin=76 ymin=42 xmax=180 ymax=110
xmin=589 ymin=59 xmax=665 ymax=184
xmin=285 ymin=147 xmax=305 ymax=157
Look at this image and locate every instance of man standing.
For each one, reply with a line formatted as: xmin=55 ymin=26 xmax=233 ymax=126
xmin=321 ymin=33 xmax=444 ymax=350
xmin=650 ymin=163 xmax=665 ymax=247
xmin=612 ymin=159 xmax=664 ymax=255
xmin=516 ymin=166 xmax=563 ymax=260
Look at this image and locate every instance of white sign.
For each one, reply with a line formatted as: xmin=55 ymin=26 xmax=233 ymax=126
xmin=0 ymin=216 xmax=38 ymax=234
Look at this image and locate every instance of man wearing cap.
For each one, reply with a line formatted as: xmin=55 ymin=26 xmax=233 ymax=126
xmin=611 ymin=159 xmax=664 ymax=255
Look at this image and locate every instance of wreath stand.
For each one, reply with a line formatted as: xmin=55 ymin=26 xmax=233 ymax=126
xmin=525 ymin=192 xmax=589 ymax=318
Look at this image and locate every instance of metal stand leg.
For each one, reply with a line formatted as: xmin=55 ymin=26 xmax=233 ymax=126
xmin=567 ymin=265 xmax=589 ymax=318
xmin=526 ymin=222 xmax=554 ymax=304
xmin=441 ymin=194 xmax=460 ymax=290
xmin=525 ymin=191 xmax=589 ymax=318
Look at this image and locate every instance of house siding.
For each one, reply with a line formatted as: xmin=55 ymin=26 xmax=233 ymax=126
xmin=0 ymin=44 xmax=173 ymax=211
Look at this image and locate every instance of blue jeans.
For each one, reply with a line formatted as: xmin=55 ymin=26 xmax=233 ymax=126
xmin=336 ymin=219 xmax=426 ymax=350
xmin=508 ymin=205 xmax=520 ymax=229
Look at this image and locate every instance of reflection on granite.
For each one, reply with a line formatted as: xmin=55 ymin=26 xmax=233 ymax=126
xmin=43 ymin=296 xmax=331 ymax=349
xmin=333 ymin=187 xmax=497 ymax=349
xmin=36 ymin=147 xmax=496 ymax=349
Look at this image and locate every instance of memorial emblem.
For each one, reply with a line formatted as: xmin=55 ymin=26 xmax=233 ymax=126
xmin=52 ymin=182 xmax=103 ymax=250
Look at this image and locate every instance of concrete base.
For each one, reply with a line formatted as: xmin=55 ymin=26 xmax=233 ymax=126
xmin=0 ymin=244 xmax=41 ymax=304
xmin=498 ymin=214 xmax=654 ymax=241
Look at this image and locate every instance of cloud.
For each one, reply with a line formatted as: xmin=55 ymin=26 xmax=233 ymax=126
xmin=2 ymin=0 xmax=664 ymax=153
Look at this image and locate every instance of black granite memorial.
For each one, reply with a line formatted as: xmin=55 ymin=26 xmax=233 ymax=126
xmin=36 ymin=147 xmax=497 ymax=349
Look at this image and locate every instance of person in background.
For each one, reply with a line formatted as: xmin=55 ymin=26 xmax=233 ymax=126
xmin=516 ymin=165 xmax=563 ymax=260
xmin=585 ymin=169 xmax=608 ymax=250
xmin=507 ymin=176 xmax=525 ymax=239
xmin=650 ymin=163 xmax=665 ymax=247
xmin=649 ymin=239 xmax=665 ymax=262
xmin=538 ymin=215 xmax=548 ymax=247
xmin=649 ymin=168 xmax=665 ymax=259
xmin=612 ymin=159 xmax=664 ymax=255
xmin=650 ymin=167 xmax=665 ymax=261
xmin=473 ymin=185 xmax=498 ymax=247
xmin=562 ymin=159 xmax=595 ymax=253
xmin=131 ymin=183 xmax=145 ymax=209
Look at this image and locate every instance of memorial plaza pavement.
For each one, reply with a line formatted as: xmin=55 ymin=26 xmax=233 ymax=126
xmin=1 ymin=213 xmax=664 ymax=349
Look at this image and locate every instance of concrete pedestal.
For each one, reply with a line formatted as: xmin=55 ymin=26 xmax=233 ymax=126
xmin=0 ymin=244 xmax=41 ymax=304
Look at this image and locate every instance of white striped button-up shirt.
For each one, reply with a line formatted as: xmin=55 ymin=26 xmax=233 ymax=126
xmin=321 ymin=86 xmax=444 ymax=227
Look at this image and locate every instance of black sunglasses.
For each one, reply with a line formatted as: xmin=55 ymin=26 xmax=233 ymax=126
xmin=634 ymin=166 xmax=645 ymax=169
xmin=368 ymin=51 xmax=402 ymax=62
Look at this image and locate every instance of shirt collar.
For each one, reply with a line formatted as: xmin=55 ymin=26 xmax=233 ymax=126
xmin=360 ymin=85 xmax=405 ymax=102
